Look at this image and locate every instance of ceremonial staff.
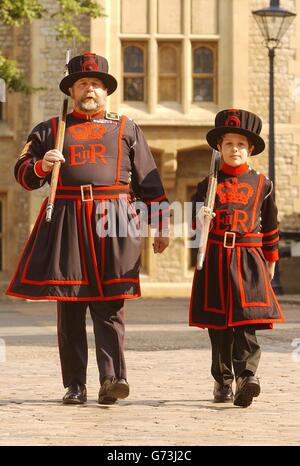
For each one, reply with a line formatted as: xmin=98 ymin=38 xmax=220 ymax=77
xmin=196 ymin=149 xmax=221 ymax=270
xmin=45 ymin=49 xmax=71 ymax=222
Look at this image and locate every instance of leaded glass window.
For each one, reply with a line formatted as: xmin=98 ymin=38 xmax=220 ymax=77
xmin=193 ymin=45 xmax=217 ymax=103
xmin=0 ymin=198 xmax=4 ymax=271
xmin=123 ymin=44 xmax=146 ymax=102
xmin=158 ymin=43 xmax=181 ymax=103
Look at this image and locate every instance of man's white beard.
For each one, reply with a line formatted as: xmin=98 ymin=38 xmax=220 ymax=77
xmin=78 ymin=89 xmax=107 ymax=112
xmin=79 ymin=99 xmax=101 ymax=111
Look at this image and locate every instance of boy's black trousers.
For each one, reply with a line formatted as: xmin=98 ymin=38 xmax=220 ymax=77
xmin=208 ymin=326 xmax=261 ymax=385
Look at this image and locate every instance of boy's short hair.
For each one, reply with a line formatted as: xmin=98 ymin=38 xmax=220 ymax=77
xmin=217 ymin=133 xmax=253 ymax=147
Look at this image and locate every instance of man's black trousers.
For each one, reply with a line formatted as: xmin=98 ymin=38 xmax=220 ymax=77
xmin=57 ymin=299 xmax=126 ymax=387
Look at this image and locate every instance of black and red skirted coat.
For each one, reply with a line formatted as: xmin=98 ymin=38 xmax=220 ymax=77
xmin=189 ymin=162 xmax=284 ymax=330
xmin=6 ymin=110 xmax=169 ymax=301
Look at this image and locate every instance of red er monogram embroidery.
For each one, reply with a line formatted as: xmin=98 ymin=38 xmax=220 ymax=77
xmin=68 ymin=123 xmax=107 ymax=166
xmin=215 ymin=209 xmax=249 ymax=233
xmin=217 ymin=178 xmax=254 ymax=205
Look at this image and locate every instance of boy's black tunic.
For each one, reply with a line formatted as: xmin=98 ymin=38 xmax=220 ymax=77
xmin=189 ymin=163 xmax=284 ymax=329
xmin=7 ymin=110 xmax=168 ymax=301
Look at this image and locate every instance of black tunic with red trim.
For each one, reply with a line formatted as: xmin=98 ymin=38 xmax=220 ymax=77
xmin=189 ymin=163 xmax=284 ymax=329
xmin=7 ymin=110 xmax=168 ymax=301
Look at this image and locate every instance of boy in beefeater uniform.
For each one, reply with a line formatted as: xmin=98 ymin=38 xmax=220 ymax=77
xmin=190 ymin=108 xmax=284 ymax=408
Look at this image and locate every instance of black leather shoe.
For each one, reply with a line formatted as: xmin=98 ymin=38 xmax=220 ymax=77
xmin=98 ymin=377 xmax=130 ymax=405
xmin=213 ymin=381 xmax=233 ymax=403
xmin=234 ymin=375 xmax=260 ymax=408
xmin=62 ymin=384 xmax=87 ymax=405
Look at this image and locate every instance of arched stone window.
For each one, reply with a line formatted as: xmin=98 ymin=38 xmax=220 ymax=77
xmin=0 ymin=195 xmax=5 ymax=271
xmin=193 ymin=44 xmax=217 ymax=103
xmin=123 ymin=44 xmax=146 ymax=102
xmin=158 ymin=43 xmax=181 ymax=102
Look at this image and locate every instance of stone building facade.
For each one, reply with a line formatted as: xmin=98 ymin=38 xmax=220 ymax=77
xmin=0 ymin=0 xmax=299 ymax=298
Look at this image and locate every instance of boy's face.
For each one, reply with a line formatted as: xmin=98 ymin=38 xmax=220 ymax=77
xmin=217 ymin=133 xmax=254 ymax=167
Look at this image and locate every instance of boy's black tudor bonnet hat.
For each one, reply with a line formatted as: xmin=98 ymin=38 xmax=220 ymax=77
xmin=206 ymin=108 xmax=265 ymax=155
xmin=60 ymin=53 xmax=118 ymax=96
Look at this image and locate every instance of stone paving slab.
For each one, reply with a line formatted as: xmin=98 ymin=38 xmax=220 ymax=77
xmin=0 ymin=298 xmax=300 ymax=446
xmin=0 ymin=347 xmax=300 ymax=446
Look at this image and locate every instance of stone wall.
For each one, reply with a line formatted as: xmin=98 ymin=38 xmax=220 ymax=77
xmin=0 ymin=21 xmax=32 ymax=296
xmin=28 ymin=0 xmax=91 ymax=230
xmin=0 ymin=0 xmax=91 ymax=297
xmin=1 ymin=0 xmax=299 ymax=298
xmin=249 ymin=0 xmax=299 ymax=226
xmin=38 ymin=0 xmax=91 ymax=123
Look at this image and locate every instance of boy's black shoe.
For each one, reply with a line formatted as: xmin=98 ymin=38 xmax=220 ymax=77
xmin=98 ymin=377 xmax=130 ymax=405
xmin=62 ymin=384 xmax=87 ymax=404
xmin=234 ymin=375 xmax=260 ymax=408
xmin=213 ymin=381 xmax=233 ymax=403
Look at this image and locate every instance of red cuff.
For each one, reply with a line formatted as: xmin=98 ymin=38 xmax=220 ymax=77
xmin=262 ymin=249 xmax=279 ymax=262
xmin=34 ymin=160 xmax=48 ymax=178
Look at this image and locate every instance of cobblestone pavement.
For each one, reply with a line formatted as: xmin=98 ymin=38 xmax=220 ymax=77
xmin=0 ymin=298 xmax=299 ymax=446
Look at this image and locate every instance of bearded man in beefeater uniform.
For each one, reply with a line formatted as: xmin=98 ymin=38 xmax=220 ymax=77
xmin=7 ymin=53 xmax=169 ymax=405
xmin=189 ymin=109 xmax=284 ymax=408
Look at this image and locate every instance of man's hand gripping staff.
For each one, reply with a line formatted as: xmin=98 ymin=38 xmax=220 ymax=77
xmin=45 ymin=49 xmax=71 ymax=223
xmin=196 ymin=149 xmax=221 ymax=270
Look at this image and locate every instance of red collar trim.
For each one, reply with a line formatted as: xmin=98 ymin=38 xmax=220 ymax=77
xmin=221 ymin=163 xmax=249 ymax=175
xmin=72 ymin=110 xmax=105 ymax=120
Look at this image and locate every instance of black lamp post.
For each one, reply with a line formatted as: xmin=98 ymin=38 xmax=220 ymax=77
xmin=252 ymin=0 xmax=296 ymax=294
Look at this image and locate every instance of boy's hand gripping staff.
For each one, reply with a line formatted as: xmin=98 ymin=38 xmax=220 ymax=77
xmin=46 ymin=49 xmax=71 ymax=223
xmin=196 ymin=149 xmax=221 ymax=270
